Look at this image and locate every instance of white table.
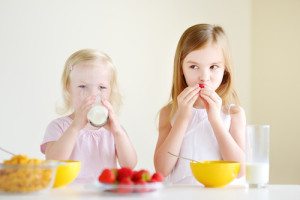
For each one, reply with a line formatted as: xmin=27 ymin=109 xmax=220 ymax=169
xmin=1 ymin=184 xmax=300 ymax=200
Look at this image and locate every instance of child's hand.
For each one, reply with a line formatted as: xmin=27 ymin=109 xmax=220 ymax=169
xmin=199 ymin=87 xmax=222 ymax=122
xmin=72 ymin=96 xmax=96 ymax=130
xmin=101 ymin=100 xmax=123 ymax=136
xmin=176 ymin=85 xmax=201 ymax=120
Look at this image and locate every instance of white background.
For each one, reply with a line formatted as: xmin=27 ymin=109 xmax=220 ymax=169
xmin=0 ymin=0 xmax=250 ymax=175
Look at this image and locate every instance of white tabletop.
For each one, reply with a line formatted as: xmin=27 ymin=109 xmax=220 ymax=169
xmin=1 ymin=184 xmax=300 ymax=200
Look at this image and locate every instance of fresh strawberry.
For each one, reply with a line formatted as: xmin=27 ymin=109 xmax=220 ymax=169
xmin=98 ymin=169 xmax=116 ymax=184
xmin=134 ymin=179 xmax=149 ymax=193
xmin=140 ymin=170 xmax=151 ymax=181
xmin=111 ymin=168 xmax=118 ymax=177
xmin=132 ymin=169 xmax=151 ymax=182
xmin=199 ymin=84 xmax=205 ymax=88
xmin=150 ymin=172 xmax=164 ymax=182
xmin=117 ymin=167 xmax=133 ymax=181
xmin=131 ymin=170 xmax=139 ymax=181
xmin=119 ymin=177 xmax=133 ymax=185
xmin=134 ymin=179 xmax=146 ymax=185
xmin=116 ymin=177 xmax=133 ymax=193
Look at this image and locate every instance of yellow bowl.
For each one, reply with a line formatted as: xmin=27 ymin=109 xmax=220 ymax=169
xmin=190 ymin=161 xmax=240 ymax=187
xmin=53 ymin=160 xmax=80 ymax=188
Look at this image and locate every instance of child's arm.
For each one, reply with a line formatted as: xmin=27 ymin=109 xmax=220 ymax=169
xmin=113 ymin=129 xmax=137 ymax=169
xmin=209 ymin=106 xmax=246 ymax=160
xmin=209 ymin=106 xmax=246 ymax=177
xmin=45 ymin=125 xmax=82 ymax=160
xmin=45 ymin=96 xmax=95 ymax=160
xmin=200 ymin=89 xmax=246 ymax=171
xmin=154 ymin=85 xmax=200 ymax=177
xmin=102 ymin=100 xmax=137 ymax=169
xmin=154 ymin=106 xmax=183 ymax=177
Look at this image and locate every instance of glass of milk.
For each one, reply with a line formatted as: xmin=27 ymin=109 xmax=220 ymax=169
xmin=87 ymin=93 xmax=108 ymax=127
xmin=246 ymin=125 xmax=270 ymax=188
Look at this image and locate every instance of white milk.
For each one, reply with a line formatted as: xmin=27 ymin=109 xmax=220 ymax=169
xmin=87 ymin=105 xmax=108 ymax=127
xmin=246 ymin=163 xmax=269 ymax=184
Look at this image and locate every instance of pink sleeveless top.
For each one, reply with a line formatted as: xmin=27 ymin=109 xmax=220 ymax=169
xmin=40 ymin=116 xmax=117 ymax=183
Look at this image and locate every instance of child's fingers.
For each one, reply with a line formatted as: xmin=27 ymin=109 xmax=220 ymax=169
xmin=200 ymin=93 xmax=215 ymax=106
xmin=82 ymin=102 xmax=93 ymax=113
xmin=187 ymin=92 xmax=199 ymax=105
xmin=183 ymin=87 xmax=200 ymax=102
xmin=81 ymin=95 xmax=96 ymax=106
xmin=81 ymin=98 xmax=96 ymax=111
xmin=210 ymin=93 xmax=222 ymax=104
xmin=102 ymin=100 xmax=117 ymax=120
xmin=76 ymin=97 xmax=96 ymax=118
xmin=178 ymin=86 xmax=200 ymax=104
xmin=101 ymin=99 xmax=113 ymax=112
xmin=199 ymin=88 xmax=210 ymax=95
xmin=178 ymin=85 xmax=200 ymax=100
xmin=199 ymin=96 xmax=208 ymax=109
xmin=201 ymin=90 xmax=222 ymax=104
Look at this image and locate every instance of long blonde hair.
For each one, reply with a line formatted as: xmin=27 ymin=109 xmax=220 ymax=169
xmin=58 ymin=49 xmax=122 ymax=115
xmin=169 ymin=24 xmax=239 ymax=118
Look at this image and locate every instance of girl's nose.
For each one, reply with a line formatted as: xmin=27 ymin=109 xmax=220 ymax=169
xmin=199 ymin=70 xmax=210 ymax=82
xmin=88 ymin=86 xmax=101 ymax=96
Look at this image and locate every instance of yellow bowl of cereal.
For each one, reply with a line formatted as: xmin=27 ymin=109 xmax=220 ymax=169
xmin=0 ymin=155 xmax=58 ymax=193
xmin=53 ymin=160 xmax=80 ymax=188
xmin=190 ymin=161 xmax=240 ymax=187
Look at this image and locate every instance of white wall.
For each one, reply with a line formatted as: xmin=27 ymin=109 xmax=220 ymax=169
xmin=0 ymin=0 xmax=251 ymax=172
xmin=252 ymin=0 xmax=300 ymax=184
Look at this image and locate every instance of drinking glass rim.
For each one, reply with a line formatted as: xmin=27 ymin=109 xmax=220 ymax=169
xmin=247 ymin=124 xmax=270 ymax=128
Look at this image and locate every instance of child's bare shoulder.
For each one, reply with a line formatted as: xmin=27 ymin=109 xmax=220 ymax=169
xmin=223 ymin=105 xmax=245 ymax=117
xmin=160 ymin=104 xmax=171 ymax=117
xmin=224 ymin=105 xmax=246 ymax=127
xmin=230 ymin=105 xmax=244 ymax=115
xmin=159 ymin=104 xmax=172 ymax=127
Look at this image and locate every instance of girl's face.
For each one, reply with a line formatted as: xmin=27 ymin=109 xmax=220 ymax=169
xmin=68 ymin=60 xmax=111 ymax=110
xmin=182 ymin=43 xmax=225 ymax=91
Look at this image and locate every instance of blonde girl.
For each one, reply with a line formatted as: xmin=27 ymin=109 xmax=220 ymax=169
xmin=41 ymin=49 xmax=137 ymax=183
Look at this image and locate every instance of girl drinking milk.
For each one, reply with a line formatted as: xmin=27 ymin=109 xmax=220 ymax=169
xmin=41 ymin=49 xmax=137 ymax=183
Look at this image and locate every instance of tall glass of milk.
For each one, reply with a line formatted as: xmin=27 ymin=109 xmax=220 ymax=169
xmin=246 ymin=125 xmax=270 ymax=188
xmin=87 ymin=94 xmax=108 ymax=127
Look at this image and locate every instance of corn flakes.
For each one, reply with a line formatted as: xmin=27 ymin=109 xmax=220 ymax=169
xmin=0 ymin=155 xmax=55 ymax=192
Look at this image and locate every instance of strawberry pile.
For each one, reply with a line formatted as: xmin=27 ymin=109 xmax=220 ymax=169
xmin=99 ymin=167 xmax=164 ymax=184
xmin=98 ymin=167 xmax=164 ymax=193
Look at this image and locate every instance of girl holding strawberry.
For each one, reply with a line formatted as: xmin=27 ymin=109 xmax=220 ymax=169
xmin=154 ymin=24 xmax=246 ymax=184
xmin=41 ymin=49 xmax=137 ymax=183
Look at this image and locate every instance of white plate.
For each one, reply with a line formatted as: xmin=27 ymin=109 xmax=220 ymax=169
xmin=87 ymin=181 xmax=164 ymax=194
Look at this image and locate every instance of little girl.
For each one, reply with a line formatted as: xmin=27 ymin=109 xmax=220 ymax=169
xmin=41 ymin=49 xmax=137 ymax=183
xmin=154 ymin=24 xmax=246 ymax=184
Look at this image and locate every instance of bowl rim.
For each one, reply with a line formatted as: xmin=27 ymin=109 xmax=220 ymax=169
xmin=0 ymin=160 xmax=60 ymax=169
xmin=190 ymin=160 xmax=240 ymax=164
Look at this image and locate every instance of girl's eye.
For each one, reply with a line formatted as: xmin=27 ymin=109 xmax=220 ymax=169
xmin=190 ymin=65 xmax=199 ymax=69
xmin=98 ymin=86 xmax=107 ymax=90
xmin=210 ymin=65 xmax=219 ymax=70
xmin=78 ymin=85 xmax=86 ymax=88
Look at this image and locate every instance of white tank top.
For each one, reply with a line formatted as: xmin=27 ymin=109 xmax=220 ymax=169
xmin=167 ymin=107 xmax=245 ymax=185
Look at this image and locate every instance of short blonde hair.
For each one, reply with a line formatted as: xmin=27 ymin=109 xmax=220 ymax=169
xmin=169 ymin=24 xmax=240 ymax=118
xmin=58 ymin=49 xmax=122 ymax=115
